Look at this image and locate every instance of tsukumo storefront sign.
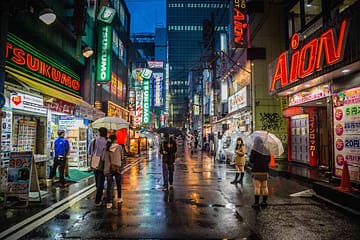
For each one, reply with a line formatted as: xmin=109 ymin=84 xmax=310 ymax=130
xmin=5 ymin=33 xmax=81 ymax=95
xmin=269 ymin=18 xmax=349 ymax=93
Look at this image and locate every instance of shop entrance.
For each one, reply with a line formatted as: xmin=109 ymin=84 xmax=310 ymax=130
xmin=317 ymin=108 xmax=330 ymax=169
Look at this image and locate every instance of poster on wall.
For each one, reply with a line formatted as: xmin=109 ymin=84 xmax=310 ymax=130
xmin=333 ymin=87 xmax=360 ymax=181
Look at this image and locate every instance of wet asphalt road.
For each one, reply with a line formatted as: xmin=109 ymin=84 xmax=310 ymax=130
xmin=3 ymin=145 xmax=360 ymax=239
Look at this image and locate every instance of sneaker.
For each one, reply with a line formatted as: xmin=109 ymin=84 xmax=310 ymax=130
xmin=95 ymin=201 xmax=103 ymax=207
xmin=117 ymin=198 xmax=123 ymax=204
xmin=169 ymin=185 xmax=174 ymax=190
xmin=162 ymin=186 xmax=168 ymax=191
xmin=59 ymin=183 xmax=69 ymax=188
xmin=106 ymin=203 xmax=113 ymax=208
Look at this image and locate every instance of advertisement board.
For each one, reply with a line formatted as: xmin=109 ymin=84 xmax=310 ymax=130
xmin=333 ymin=87 xmax=360 ymax=181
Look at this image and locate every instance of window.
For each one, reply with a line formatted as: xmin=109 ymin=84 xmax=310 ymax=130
xmin=288 ymin=1 xmax=301 ymax=38
xmin=304 ymin=0 xmax=322 ymax=25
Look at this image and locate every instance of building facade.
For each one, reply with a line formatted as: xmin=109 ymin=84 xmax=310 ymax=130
xmin=269 ymin=0 xmax=360 ymax=182
xmin=166 ymin=0 xmax=229 ymax=128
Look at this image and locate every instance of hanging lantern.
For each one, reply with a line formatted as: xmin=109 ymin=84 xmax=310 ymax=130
xmin=116 ymin=128 xmax=128 ymax=145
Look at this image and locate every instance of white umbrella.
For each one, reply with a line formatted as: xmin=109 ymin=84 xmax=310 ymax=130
xmin=246 ymin=131 xmax=284 ymax=156
xmin=90 ymin=116 xmax=129 ymax=130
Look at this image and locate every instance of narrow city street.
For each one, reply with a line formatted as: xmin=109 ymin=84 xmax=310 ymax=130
xmin=6 ymin=146 xmax=359 ymax=240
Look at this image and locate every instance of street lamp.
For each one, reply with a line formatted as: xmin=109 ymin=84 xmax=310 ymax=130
xmin=82 ymin=46 xmax=94 ymax=58
xmin=38 ymin=8 xmax=56 ymax=25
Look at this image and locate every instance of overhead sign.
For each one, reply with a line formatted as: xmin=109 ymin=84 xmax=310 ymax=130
xmin=231 ymin=0 xmax=248 ymax=48
xmin=10 ymin=92 xmax=47 ymax=114
xmin=96 ymin=23 xmax=112 ymax=82
xmin=142 ymin=79 xmax=150 ymax=124
xmin=147 ymin=60 xmax=164 ymax=69
xmin=97 ymin=6 xmax=116 ymax=24
xmin=5 ymin=33 xmax=81 ymax=95
xmin=270 ymin=18 xmax=348 ymax=93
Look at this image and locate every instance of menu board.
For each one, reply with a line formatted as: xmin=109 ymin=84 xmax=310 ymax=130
xmin=333 ymin=87 xmax=360 ymax=181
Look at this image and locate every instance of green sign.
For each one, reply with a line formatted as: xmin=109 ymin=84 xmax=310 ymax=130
xmin=97 ymin=6 xmax=116 ymax=24
xmin=143 ymin=79 xmax=150 ymax=124
xmin=96 ymin=23 xmax=112 ymax=82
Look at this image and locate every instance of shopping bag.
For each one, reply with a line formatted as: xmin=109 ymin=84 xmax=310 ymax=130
xmin=90 ymin=155 xmax=101 ymax=169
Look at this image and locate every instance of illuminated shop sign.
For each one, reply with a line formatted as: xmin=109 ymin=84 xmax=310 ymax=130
xmin=333 ymin=86 xmax=360 ymax=181
xmin=231 ymin=0 xmax=248 ymax=48
xmin=308 ymin=110 xmax=317 ymax=166
xmin=148 ymin=60 xmax=164 ymax=69
xmin=289 ymin=84 xmax=331 ymax=106
xmin=96 ymin=23 xmax=112 ymax=82
xmin=153 ymin=73 xmax=163 ymax=106
xmin=143 ymin=79 xmax=150 ymax=124
xmin=97 ymin=6 xmax=116 ymax=24
xmin=5 ymin=33 xmax=81 ymax=95
xmin=228 ymin=86 xmax=249 ymax=113
xmin=270 ymin=19 xmax=348 ymax=93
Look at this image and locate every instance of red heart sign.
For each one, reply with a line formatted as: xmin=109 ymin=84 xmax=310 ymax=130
xmin=11 ymin=95 xmax=22 ymax=106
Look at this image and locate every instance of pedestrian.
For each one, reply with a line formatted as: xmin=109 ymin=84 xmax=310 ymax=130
xmin=103 ymin=134 xmax=124 ymax=208
xmin=88 ymin=127 xmax=108 ymax=206
xmin=160 ymin=134 xmax=177 ymax=191
xmin=249 ymin=137 xmax=271 ymax=209
xmin=49 ymin=130 xmax=70 ymax=188
xmin=231 ymin=137 xmax=246 ymax=184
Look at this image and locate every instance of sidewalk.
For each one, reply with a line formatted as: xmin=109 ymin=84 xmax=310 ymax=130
xmin=269 ymin=161 xmax=360 ymax=216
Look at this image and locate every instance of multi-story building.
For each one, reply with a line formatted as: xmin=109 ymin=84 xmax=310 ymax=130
xmin=166 ymin=0 xmax=229 ymax=128
xmin=269 ymin=0 xmax=360 ymax=183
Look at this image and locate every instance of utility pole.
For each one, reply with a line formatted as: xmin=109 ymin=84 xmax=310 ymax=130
xmin=211 ymin=12 xmax=217 ymax=121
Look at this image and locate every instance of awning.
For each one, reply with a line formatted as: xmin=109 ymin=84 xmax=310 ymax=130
xmin=6 ymin=69 xmax=92 ymax=108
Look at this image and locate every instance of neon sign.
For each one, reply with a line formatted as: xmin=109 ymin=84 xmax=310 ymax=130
xmin=5 ymin=33 xmax=81 ymax=95
xmin=232 ymin=0 xmax=248 ymax=48
xmin=96 ymin=23 xmax=112 ymax=82
xmin=270 ymin=19 xmax=348 ymax=93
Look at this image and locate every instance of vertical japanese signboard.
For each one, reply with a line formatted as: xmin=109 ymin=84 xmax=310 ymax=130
xmin=96 ymin=23 xmax=112 ymax=83
xmin=333 ymin=87 xmax=360 ymax=181
xmin=231 ymin=0 xmax=248 ymax=48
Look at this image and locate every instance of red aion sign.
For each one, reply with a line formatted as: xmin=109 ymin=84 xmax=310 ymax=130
xmin=270 ymin=19 xmax=349 ymax=93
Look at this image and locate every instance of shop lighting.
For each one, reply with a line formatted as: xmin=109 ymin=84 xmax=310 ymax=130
xmin=39 ymin=8 xmax=56 ymax=25
xmin=82 ymin=47 xmax=94 ymax=58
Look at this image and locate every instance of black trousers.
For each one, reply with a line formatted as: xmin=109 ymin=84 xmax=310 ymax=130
xmin=49 ymin=157 xmax=66 ymax=185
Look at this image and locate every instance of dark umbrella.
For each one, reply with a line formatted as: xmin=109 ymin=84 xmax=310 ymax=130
xmin=157 ymin=127 xmax=183 ymax=136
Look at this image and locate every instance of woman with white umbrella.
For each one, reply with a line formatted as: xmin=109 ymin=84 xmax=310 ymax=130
xmin=249 ymin=136 xmax=271 ymax=209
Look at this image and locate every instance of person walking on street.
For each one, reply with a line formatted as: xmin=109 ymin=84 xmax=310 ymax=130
xmin=88 ymin=127 xmax=108 ymax=206
xmin=160 ymin=134 xmax=177 ymax=191
xmin=103 ymin=134 xmax=124 ymax=208
xmin=49 ymin=130 xmax=70 ymax=188
xmin=231 ymin=137 xmax=246 ymax=184
xmin=249 ymin=137 xmax=270 ymax=209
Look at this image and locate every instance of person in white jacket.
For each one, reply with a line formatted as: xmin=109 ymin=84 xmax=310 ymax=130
xmin=103 ymin=134 xmax=124 ymax=208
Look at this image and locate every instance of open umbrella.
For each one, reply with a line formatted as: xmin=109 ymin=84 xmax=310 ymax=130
xmin=90 ymin=116 xmax=129 ymax=130
xmin=157 ymin=127 xmax=183 ymax=136
xmin=246 ymin=131 xmax=284 ymax=156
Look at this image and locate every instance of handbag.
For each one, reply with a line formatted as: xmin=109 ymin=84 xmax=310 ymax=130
xmin=89 ymin=139 xmax=105 ymax=170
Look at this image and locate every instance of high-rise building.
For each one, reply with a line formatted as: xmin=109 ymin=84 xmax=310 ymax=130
xmin=166 ymin=0 xmax=229 ymax=128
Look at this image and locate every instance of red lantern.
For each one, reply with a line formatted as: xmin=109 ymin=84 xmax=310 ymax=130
xmin=116 ymin=128 xmax=128 ymax=145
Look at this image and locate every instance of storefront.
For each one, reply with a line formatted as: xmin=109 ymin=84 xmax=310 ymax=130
xmin=269 ymin=9 xmax=360 ymax=182
xmin=1 ymin=33 xmax=97 ymax=185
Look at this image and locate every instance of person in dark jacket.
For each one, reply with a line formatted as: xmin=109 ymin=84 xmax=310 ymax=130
xmin=249 ymin=137 xmax=270 ymax=209
xmin=160 ymin=134 xmax=177 ymax=191
xmin=88 ymin=127 xmax=108 ymax=206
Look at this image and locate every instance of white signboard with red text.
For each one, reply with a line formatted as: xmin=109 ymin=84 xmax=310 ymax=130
xmin=333 ymin=87 xmax=360 ymax=181
xmin=10 ymin=92 xmax=47 ymax=114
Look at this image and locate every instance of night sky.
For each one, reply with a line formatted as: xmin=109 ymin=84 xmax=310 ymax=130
xmin=124 ymin=0 xmax=166 ymax=33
